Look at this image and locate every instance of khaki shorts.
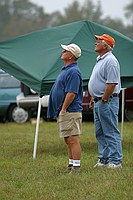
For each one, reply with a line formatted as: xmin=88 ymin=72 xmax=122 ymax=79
xmin=57 ymin=112 xmax=82 ymax=138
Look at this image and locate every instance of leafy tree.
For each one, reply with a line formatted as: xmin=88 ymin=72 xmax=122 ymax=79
xmin=0 ymin=0 xmax=51 ymax=41
xmin=0 ymin=0 xmax=11 ymax=30
xmin=50 ymin=0 xmax=131 ymax=39
xmin=122 ymin=0 xmax=133 ymax=39
xmin=81 ymin=0 xmax=103 ymax=24
xmin=55 ymin=1 xmax=84 ymax=24
xmin=0 ymin=0 xmax=133 ymax=41
xmin=124 ymin=0 xmax=133 ymax=25
xmin=103 ymin=17 xmax=125 ymax=34
xmin=54 ymin=0 xmax=104 ymax=25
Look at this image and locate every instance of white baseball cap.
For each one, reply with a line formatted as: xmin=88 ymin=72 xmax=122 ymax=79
xmin=61 ymin=43 xmax=81 ymax=58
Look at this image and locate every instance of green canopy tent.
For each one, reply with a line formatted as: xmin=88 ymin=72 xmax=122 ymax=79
xmin=0 ymin=20 xmax=133 ymax=159
xmin=0 ymin=20 xmax=133 ymax=94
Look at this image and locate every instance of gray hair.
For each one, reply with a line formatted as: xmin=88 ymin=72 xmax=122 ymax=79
xmin=102 ymin=40 xmax=113 ymax=51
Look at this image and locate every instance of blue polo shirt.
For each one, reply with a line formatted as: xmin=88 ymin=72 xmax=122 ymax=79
xmin=47 ymin=62 xmax=83 ymax=119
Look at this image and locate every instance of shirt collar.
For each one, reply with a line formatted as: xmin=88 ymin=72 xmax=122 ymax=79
xmin=96 ymin=51 xmax=112 ymax=61
xmin=62 ymin=62 xmax=77 ymax=70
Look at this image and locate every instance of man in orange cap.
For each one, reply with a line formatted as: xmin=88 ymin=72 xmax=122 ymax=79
xmin=95 ymin=34 xmax=115 ymax=48
xmin=88 ymin=34 xmax=122 ymax=169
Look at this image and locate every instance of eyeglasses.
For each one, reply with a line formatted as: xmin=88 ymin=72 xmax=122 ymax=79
xmin=62 ymin=49 xmax=70 ymax=53
xmin=95 ymin=39 xmax=103 ymax=44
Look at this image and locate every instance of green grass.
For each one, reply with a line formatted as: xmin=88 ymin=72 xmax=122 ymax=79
xmin=0 ymin=121 xmax=133 ymax=200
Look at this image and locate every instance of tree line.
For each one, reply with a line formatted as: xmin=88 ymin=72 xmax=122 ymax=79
xmin=0 ymin=0 xmax=133 ymax=42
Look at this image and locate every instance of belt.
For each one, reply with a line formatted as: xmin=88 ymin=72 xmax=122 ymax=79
xmin=94 ymin=93 xmax=119 ymax=102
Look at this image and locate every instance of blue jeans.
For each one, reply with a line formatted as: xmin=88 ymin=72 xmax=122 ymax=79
xmin=94 ymin=97 xmax=122 ymax=165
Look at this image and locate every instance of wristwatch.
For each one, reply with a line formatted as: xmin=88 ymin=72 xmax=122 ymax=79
xmin=101 ymin=99 xmax=108 ymax=103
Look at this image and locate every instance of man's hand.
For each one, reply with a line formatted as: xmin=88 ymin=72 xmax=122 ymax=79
xmin=61 ymin=92 xmax=76 ymax=112
xmin=89 ymin=97 xmax=94 ymax=109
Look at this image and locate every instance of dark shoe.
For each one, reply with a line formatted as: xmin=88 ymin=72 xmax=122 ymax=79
xmin=69 ymin=166 xmax=80 ymax=174
xmin=67 ymin=164 xmax=73 ymax=171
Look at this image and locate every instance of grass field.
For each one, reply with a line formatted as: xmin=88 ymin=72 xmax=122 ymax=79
xmin=0 ymin=121 xmax=133 ymax=200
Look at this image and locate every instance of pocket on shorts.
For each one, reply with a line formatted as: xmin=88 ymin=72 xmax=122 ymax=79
xmin=58 ymin=112 xmax=73 ymax=132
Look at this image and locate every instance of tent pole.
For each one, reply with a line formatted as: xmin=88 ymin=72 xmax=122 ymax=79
xmin=121 ymin=88 xmax=125 ymax=140
xmin=33 ymin=97 xmax=42 ymax=160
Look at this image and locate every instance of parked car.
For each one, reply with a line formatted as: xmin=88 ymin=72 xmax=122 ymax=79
xmin=119 ymin=88 xmax=133 ymax=121
xmin=17 ymin=83 xmax=93 ymax=120
xmin=0 ymin=70 xmax=28 ymax=123
xmin=82 ymin=88 xmax=133 ymax=121
xmin=16 ymin=82 xmax=133 ymax=121
xmin=16 ymin=83 xmax=48 ymax=120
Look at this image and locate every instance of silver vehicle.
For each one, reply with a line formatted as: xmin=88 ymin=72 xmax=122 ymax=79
xmin=16 ymin=83 xmax=49 ymax=120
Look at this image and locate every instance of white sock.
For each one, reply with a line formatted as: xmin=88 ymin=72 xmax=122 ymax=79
xmin=69 ymin=159 xmax=73 ymax=165
xmin=73 ymin=160 xmax=80 ymax=167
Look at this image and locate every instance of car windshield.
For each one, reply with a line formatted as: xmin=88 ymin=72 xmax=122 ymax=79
xmin=0 ymin=75 xmax=20 ymax=88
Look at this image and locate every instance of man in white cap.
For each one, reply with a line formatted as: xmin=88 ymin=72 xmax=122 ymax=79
xmin=47 ymin=43 xmax=83 ymax=173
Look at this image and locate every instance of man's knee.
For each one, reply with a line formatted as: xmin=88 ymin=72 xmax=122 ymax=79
xmin=66 ymin=135 xmax=79 ymax=145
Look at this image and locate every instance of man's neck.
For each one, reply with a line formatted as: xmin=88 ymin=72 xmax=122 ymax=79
xmin=99 ymin=49 xmax=110 ymax=57
xmin=64 ymin=60 xmax=75 ymax=66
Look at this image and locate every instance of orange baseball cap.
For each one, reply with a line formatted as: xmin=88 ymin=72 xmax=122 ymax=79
xmin=95 ymin=34 xmax=115 ymax=48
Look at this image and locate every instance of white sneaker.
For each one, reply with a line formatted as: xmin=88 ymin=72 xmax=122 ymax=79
xmin=94 ymin=160 xmax=107 ymax=168
xmin=107 ymin=163 xmax=122 ymax=169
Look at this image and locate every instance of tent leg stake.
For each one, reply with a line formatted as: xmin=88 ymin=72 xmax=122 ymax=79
xmin=33 ymin=97 xmax=42 ymax=160
xmin=121 ymin=88 xmax=125 ymax=140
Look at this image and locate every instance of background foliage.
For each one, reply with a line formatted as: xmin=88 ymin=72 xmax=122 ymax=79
xmin=0 ymin=0 xmax=133 ymax=42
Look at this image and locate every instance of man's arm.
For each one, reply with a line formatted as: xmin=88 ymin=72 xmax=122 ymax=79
xmin=61 ymin=92 xmax=76 ymax=113
xmin=101 ymin=83 xmax=116 ymax=102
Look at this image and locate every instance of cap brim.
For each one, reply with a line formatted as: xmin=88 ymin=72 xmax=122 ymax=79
xmin=61 ymin=44 xmax=68 ymax=50
xmin=95 ymin=35 xmax=103 ymax=40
